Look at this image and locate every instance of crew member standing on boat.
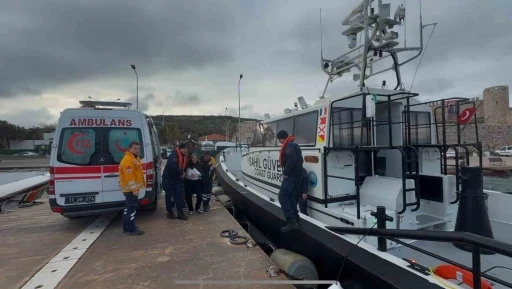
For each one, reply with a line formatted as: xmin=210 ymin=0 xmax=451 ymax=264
xmin=277 ymin=130 xmax=304 ymax=232
xmin=162 ymin=143 xmax=188 ymax=220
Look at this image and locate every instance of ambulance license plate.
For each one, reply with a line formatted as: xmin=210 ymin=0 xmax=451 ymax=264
xmin=65 ymin=196 xmax=96 ymax=204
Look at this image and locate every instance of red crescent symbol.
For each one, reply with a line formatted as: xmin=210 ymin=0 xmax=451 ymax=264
xmin=116 ymin=140 xmax=128 ymax=152
xmin=67 ymin=133 xmax=88 ymax=155
xmin=460 ymin=110 xmax=470 ymax=121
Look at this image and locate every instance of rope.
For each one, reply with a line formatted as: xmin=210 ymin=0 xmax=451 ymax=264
xmin=220 ymin=229 xmax=249 ymax=245
xmin=336 ymin=222 xmax=377 ymax=281
xmin=409 ymin=24 xmax=437 ymax=91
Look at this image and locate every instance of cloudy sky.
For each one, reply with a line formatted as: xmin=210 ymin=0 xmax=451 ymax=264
xmin=1 ymin=0 xmax=511 ymax=127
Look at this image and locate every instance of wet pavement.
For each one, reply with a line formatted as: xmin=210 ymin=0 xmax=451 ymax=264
xmin=1 ymin=193 xmax=290 ymax=289
xmin=0 ymin=195 xmax=97 ymax=289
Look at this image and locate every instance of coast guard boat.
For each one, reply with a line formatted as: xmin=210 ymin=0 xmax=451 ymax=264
xmin=216 ymin=1 xmax=512 ymax=288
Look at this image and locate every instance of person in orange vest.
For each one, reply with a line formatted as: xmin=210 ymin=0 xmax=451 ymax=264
xmin=119 ymin=142 xmax=146 ymax=236
xmin=277 ymin=130 xmax=304 ymax=232
xmin=162 ymin=143 xmax=188 ymax=220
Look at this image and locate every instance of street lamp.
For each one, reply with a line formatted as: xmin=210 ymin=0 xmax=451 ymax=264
xmin=238 ymin=74 xmax=243 ymax=151
xmin=130 ymin=64 xmax=138 ymax=110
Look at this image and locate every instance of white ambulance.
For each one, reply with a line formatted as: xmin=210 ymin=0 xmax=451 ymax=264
xmin=49 ymin=100 xmax=163 ymax=218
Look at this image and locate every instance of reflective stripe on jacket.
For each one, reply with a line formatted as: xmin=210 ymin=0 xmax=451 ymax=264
xmin=119 ymin=151 xmax=146 ymax=193
xmin=210 ymin=157 xmax=217 ymax=180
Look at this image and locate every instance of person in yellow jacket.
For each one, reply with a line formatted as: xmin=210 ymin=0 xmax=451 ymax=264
xmin=200 ymin=152 xmax=217 ymax=212
xmin=119 ymin=142 xmax=145 ymax=236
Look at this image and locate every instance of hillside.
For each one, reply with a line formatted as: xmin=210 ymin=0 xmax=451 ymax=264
xmin=151 ymin=115 xmax=260 ymax=145
xmin=0 ymin=115 xmax=259 ymax=149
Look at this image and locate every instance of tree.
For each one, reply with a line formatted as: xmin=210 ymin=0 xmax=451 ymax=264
xmin=0 ymin=120 xmax=18 ymax=148
xmin=157 ymin=123 xmax=181 ymax=146
xmin=38 ymin=123 xmax=57 ymax=133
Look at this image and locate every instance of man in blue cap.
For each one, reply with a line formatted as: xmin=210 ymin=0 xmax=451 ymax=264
xmin=276 ymin=129 xmax=304 ymax=232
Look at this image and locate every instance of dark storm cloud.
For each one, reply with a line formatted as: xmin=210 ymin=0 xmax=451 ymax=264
xmin=270 ymin=8 xmax=343 ymax=73
xmin=272 ymin=0 xmax=512 ymax=76
xmin=2 ymin=108 xmax=57 ymax=128
xmin=0 ymin=0 xmax=239 ymax=98
xmin=225 ymin=104 xmax=264 ymax=120
xmin=169 ymin=91 xmax=201 ymax=107
xmin=127 ymin=93 xmax=157 ymax=112
xmin=403 ymin=0 xmax=512 ymax=71
xmin=411 ymin=78 xmax=455 ymax=95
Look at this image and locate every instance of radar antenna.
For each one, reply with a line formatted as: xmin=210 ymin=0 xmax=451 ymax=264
xmin=319 ymin=0 xmax=437 ymax=98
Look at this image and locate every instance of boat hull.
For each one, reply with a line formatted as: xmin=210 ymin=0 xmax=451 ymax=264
xmin=216 ymin=163 xmax=444 ymax=289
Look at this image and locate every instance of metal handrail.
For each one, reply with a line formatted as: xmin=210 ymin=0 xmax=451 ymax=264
xmin=325 ymin=226 xmax=512 ymax=289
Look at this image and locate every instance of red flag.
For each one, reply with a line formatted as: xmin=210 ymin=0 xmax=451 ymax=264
xmin=457 ymin=108 xmax=477 ymax=125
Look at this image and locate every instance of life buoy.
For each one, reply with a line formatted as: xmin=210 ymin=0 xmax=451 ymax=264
xmin=433 ymin=264 xmax=492 ymax=289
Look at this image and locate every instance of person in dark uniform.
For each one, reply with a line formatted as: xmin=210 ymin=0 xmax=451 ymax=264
xmin=298 ymin=168 xmax=309 ymax=216
xmin=162 ymin=143 xmax=188 ymax=220
xmin=277 ymin=130 xmax=304 ymax=232
xmin=200 ymin=152 xmax=216 ymax=212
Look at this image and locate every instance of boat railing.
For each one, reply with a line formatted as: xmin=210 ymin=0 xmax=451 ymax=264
xmin=326 ymin=223 xmax=512 ymax=289
xmin=403 ymin=96 xmax=483 ymax=205
xmin=326 ymin=91 xmax=424 ymax=219
xmin=324 ymin=145 xmax=420 ymax=219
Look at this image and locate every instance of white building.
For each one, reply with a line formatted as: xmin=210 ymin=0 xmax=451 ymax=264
xmin=9 ymin=131 xmax=55 ymax=150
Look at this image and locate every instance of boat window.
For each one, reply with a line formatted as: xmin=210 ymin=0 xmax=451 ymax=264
xmin=294 ymin=111 xmax=318 ymax=146
xmin=277 ymin=118 xmax=294 ymax=139
xmin=251 ymin=123 xmax=265 ymax=147
xmin=331 ymin=108 xmax=369 ymax=146
xmin=352 ymin=110 xmax=367 ymax=146
xmin=264 ymin=122 xmax=278 ymax=146
xmin=404 ymin=111 xmax=431 ymax=145
xmin=251 ymin=129 xmax=264 ymax=147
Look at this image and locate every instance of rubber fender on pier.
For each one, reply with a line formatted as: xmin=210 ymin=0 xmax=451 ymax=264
xmin=270 ymin=249 xmax=319 ymax=289
xmin=216 ymin=195 xmax=233 ymax=208
xmin=211 ymin=186 xmax=226 ymax=197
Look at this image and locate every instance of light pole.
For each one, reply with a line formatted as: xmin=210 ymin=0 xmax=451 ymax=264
xmin=130 ymin=64 xmax=138 ymax=110
xmin=225 ymin=107 xmax=228 ymax=141
xmin=238 ymin=74 xmax=243 ymax=150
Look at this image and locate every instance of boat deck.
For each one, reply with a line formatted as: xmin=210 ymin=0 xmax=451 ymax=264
xmin=390 ymin=240 xmax=512 ymax=289
xmin=0 ymin=171 xmax=48 ymax=186
xmin=0 ymin=157 xmax=50 ymax=171
xmin=1 ymin=194 xmax=291 ymax=289
xmin=221 ymin=149 xmax=512 ymax=289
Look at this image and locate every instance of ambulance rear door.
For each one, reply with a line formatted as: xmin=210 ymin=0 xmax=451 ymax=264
xmin=53 ymin=110 xmax=105 ymax=206
xmin=101 ymin=110 xmax=147 ymax=202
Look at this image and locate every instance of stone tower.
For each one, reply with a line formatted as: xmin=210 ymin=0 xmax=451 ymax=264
xmin=483 ymin=85 xmax=509 ymax=124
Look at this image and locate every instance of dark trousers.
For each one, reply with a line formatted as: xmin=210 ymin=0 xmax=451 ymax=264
xmin=298 ymin=197 xmax=308 ymax=216
xmin=278 ymin=176 xmax=300 ymax=221
xmin=123 ymin=193 xmax=139 ymax=233
xmin=163 ymin=178 xmax=184 ymax=211
xmin=202 ymin=179 xmax=213 ymax=206
xmin=185 ymin=179 xmax=203 ymax=211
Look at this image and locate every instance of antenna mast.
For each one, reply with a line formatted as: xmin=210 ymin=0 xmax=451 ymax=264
xmin=319 ymin=0 xmax=436 ymax=98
